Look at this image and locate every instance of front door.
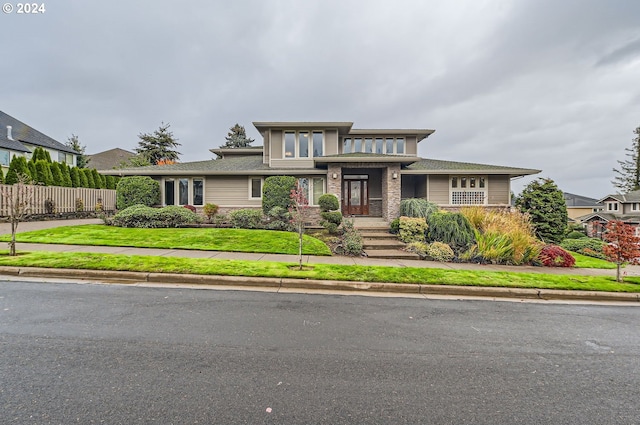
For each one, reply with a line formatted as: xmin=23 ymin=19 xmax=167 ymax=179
xmin=342 ymin=177 xmax=369 ymax=215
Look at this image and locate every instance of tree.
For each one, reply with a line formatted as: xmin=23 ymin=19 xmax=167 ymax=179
xmin=602 ymin=220 xmax=640 ymax=282
xmin=135 ymin=122 xmax=181 ymax=165
xmin=66 ymin=134 xmax=89 ymax=168
xmin=222 ymin=123 xmax=254 ymax=148
xmin=116 ymin=154 xmax=152 ymax=168
xmin=70 ymin=167 xmax=81 ymax=187
xmin=289 ymin=181 xmax=311 ymax=270
xmin=1 ymin=173 xmax=35 ymax=256
xmin=30 ymin=147 xmax=52 ymax=163
xmin=34 ymin=160 xmax=53 ymax=186
xmin=60 ymin=164 xmax=73 ymax=187
xmin=83 ymin=168 xmax=96 ymax=188
xmin=515 ymin=178 xmax=568 ymax=244
xmin=612 ymin=126 xmax=640 ymax=192
xmin=49 ymin=162 xmax=64 ymax=186
xmin=5 ymin=156 xmax=31 ymax=185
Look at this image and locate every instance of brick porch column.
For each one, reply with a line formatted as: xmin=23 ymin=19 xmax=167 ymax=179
xmin=327 ymin=164 xmax=342 ymax=209
xmin=383 ymin=164 xmax=401 ymax=221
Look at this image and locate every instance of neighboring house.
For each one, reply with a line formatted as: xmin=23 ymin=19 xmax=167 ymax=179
xmin=0 ymin=111 xmax=77 ymax=171
xmin=87 ymin=148 xmax=135 ymax=170
xmin=104 ymin=121 xmax=540 ymax=220
xmin=578 ymin=190 xmax=640 ymax=237
xmin=564 ymin=192 xmax=603 ymax=222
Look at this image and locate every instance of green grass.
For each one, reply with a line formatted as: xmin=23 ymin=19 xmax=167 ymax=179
xmin=570 ymin=252 xmax=616 ymax=269
xmin=0 ymin=250 xmax=638 ymax=293
xmin=0 ymin=225 xmax=332 ymax=256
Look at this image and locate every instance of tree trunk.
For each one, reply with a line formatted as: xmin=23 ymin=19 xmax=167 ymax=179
xmin=10 ymin=219 xmax=17 ymax=256
xmin=616 ymin=263 xmax=622 ymax=283
xmin=298 ymin=223 xmax=303 ymax=270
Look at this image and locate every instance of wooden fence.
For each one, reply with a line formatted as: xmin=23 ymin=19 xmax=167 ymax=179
xmin=0 ymin=184 xmax=116 ymax=216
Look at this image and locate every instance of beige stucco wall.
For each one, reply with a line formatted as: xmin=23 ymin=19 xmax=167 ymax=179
xmin=325 ymin=129 xmax=339 ymax=155
xmin=427 ymin=175 xmax=450 ymax=204
xmin=205 ymin=176 xmax=261 ymax=207
xmin=263 ymin=130 xmax=270 ymax=164
xmin=405 ymin=136 xmax=417 ymax=155
xmin=487 ymin=175 xmax=510 ymax=204
xmin=270 ymin=130 xmax=283 ymax=160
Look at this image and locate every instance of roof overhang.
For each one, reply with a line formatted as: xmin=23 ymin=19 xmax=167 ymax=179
xmin=314 ymin=155 xmax=421 ymax=165
xmin=101 ymin=168 xmax=327 ymax=177
xmin=401 ymin=168 xmax=541 ymax=177
xmin=349 ymin=128 xmax=435 ymax=142
xmin=253 ymin=122 xmax=353 ymax=135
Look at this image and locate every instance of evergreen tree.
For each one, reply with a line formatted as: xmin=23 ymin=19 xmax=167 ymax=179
xmin=105 ymin=175 xmax=116 ymax=190
xmin=78 ymin=168 xmax=89 ymax=187
xmin=66 ymin=134 xmax=89 ymax=168
xmin=70 ymin=167 xmax=81 ymax=188
xmin=50 ymin=162 xmax=64 ymax=186
xmin=135 ymin=122 xmax=181 ymax=165
xmin=515 ymin=178 xmax=568 ymax=244
xmin=222 ymin=123 xmax=255 ymax=148
xmin=60 ymin=164 xmax=73 ymax=187
xmin=5 ymin=156 xmax=31 ymax=185
xmin=28 ymin=162 xmax=37 ymax=180
xmin=35 ymin=160 xmax=53 ymax=186
xmin=83 ymin=168 xmax=95 ymax=188
xmin=91 ymin=169 xmax=105 ymax=188
xmin=612 ymin=126 xmax=640 ymax=193
xmin=0 ymin=166 xmax=4 ymax=184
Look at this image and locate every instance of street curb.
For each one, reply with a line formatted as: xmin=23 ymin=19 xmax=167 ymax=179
xmin=1 ymin=266 xmax=639 ymax=303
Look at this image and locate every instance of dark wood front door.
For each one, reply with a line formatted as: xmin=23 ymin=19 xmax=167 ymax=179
xmin=343 ymin=179 xmax=369 ymax=215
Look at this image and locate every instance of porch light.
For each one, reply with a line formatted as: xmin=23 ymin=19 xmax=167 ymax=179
xmin=392 ymin=171 xmax=398 ymax=179
xmin=332 ymin=172 xmax=338 ymax=179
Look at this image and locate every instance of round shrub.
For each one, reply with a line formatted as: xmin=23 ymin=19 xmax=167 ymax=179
xmin=203 ymin=203 xmax=219 ymax=222
xmin=424 ymin=242 xmax=455 ymax=262
xmin=398 ymin=216 xmax=427 ymax=243
xmin=229 ymin=208 xmax=263 ymax=229
xmin=264 ymin=206 xmax=293 ymax=231
xmin=320 ymin=210 xmax=343 ymax=234
xmin=111 ymin=204 xmax=201 ymax=228
xmin=389 ymin=218 xmax=400 ymax=234
xmin=116 ymin=176 xmax=161 ymax=210
xmin=537 ymin=245 xmax=576 ymax=267
xmin=565 ymin=230 xmax=587 ymax=239
xmin=318 ymin=194 xmax=339 ymax=212
xmin=262 ymin=176 xmax=297 ymax=214
xmin=405 ymin=241 xmax=428 ymax=257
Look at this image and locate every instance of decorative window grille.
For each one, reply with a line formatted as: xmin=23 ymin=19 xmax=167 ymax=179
xmin=451 ymin=191 xmax=486 ymax=205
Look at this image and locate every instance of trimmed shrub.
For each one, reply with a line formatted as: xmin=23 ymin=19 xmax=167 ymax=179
xmin=203 ymin=203 xmax=219 ymax=222
xmin=565 ymin=230 xmax=587 ymax=239
xmin=83 ymin=168 xmax=96 ymax=188
xmin=426 ymin=212 xmax=475 ymax=253
xmin=49 ymin=162 xmax=64 ymax=186
xmin=111 ymin=204 xmax=202 ymax=228
xmin=320 ymin=210 xmax=343 ymax=234
xmin=399 ymin=198 xmax=439 ymax=219
xmin=116 ymin=176 xmax=161 ymax=210
xmin=60 ymin=164 xmax=72 ymax=187
xmin=91 ymin=169 xmax=105 ymax=188
xmin=425 ymin=242 xmax=455 ymax=262
xmin=229 ymin=208 xmax=263 ymax=229
xmin=398 ymin=216 xmax=428 ymax=243
xmin=262 ymin=176 xmax=297 ymax=214
xmin=264 ymin=206 xmax=293 ymax=231
xmin=389 ymin=218 xmax=400 ymax=234
xmin=406 ymin=241 xmax=428 ymax=257
xmin=537 ymin=244 xmax=576 ymax=267
xmin=70 ymin=167 xmax=81 ymax=187
xmin=560 ymin=237 xmax=607 ymax=259
xmin=78 ymin=168 xmax=89 ymax=187
xmin=5 ymin=155 xmax=30 ymax=184
xmin=339 ymin=219 xmax=363 ymax=256
xmin=35 ymin=160 xmax=53 ymax=186
xmin=318 ymin=193 xmax=339 ymax=212
xmin=105 ymin=175 xmax=116 ymax=190
xmin=0 ymin=167 xmax=3 ymax=184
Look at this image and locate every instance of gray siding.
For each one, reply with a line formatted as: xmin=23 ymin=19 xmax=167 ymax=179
xmin=263 ymin=130 xmax=270 ymax=164
xmin=270 ymin=130 xmax=283 ymax=160
xmin=325 ymin=129 xmax=339 ymax=156
xmin=487 ymin=175 xmax=510 ymax=204
xmin=205 ymin=176 xmax=261 ymax=207
xmin=405 ymin=136 xmax=417 ymax=155
xmin=428 ymin=175 xmax=449 ymax=204
xmin=270 ymin=159 xmax=315 ymax=168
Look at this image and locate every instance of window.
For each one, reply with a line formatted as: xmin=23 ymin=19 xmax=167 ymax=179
xmin=450 ymin=175 xmax=488 ymax=205
xmin=354 ymin=138 xmax=362 ymax=152
xmin=285 ymin=130 xmax=323 ymax=158
xmin=66 ymin=153 xmax=74 ymax=165
xmin=58 ymin=152 xmax=66 ymax=163
xmin=396 ymin=138 xmax=405 ymax=154
xmin=0 ymin=149 xmax=9 ymax=166
xmin=299 ymin=132 xmax=309 ymax=158
xmin=375 ymin=138 xmax=383 ymax=154
xmin=631 ymin=203 xmax=639 ymax=212
xmin=163 ymin=177 xmax=204 ymax=206
xmin=343 ymin=138 xmax=352 ymax=153
xmin=606 ymin=202 xmax=619 ymax=212
xmin=193 ymin=179 xmax=203 ymax=205
xmin=364 ymin=138 xmax=373 ymax=153
xmin=285 ymin=132 xmax=295 ymax=158
xmin=296 ymin=177 xmax=325 ymax=205
xmin=250 ymin=178 xmax=262 ymax=199
xmin=386 ymin=138 xmax=394 ymax=154
xmin=312 ymin=132 xmax=323 ymax=157
xmin=312 ymin=177 xmax=324 ymax=205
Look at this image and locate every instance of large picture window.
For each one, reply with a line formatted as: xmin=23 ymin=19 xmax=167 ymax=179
xmin=163 ymin=177 xmax=205 ymax=206
xmin=296 ymin=177 xmax=325 ymax=205
xmin=284 ymin=130 xmax=324 ymax=158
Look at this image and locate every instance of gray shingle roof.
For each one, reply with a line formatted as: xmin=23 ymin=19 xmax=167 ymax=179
xmin=87 ymin=148 xmax=135 ymax=170
xmin=0 ymin=111 xmax=76 ymax=154
xmin=599 ymin=190 xmax=640 ymax=203
xmin=405 ymin=158 xmax=540 ymax=175
xmin=577 ymin=212 xmax=640 ymax=224
xmin=564 ymin=192 xmax=600 ymax=207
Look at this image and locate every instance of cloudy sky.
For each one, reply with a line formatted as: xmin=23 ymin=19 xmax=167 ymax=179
xmin=2 ymin=0 xmax=639 ymax=197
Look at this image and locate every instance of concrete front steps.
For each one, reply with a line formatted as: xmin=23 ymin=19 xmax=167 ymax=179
xmin=352 ymin=217 xmax=421 ymax=260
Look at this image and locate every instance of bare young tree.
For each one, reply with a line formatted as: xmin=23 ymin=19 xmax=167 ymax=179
xmin=1 ymin=173 xmax=35 ymax=256
xmin=289 ymin=181 xmax=311 ymax=270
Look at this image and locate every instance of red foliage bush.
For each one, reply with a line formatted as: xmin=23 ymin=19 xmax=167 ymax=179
xmin=183 ymin=205 xmax=196 ymax=213
xmin=537 ymin=244 xmax=576 ymax=267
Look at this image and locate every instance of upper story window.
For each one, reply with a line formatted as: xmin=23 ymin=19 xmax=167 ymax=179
xmin=606 ymin=201 xmax=619 ymax=212
xmin=343 ymin=137 xmax=406 ymax=154
xmin=631 ymin=203 xmax=639 ymax=212
xmin=0 ymin=149 xmax=9 ymax=166
xmin=284 ymin=131 xmax=324 ymax=159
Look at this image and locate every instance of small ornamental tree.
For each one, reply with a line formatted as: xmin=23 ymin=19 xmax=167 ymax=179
xmin=290 ymin=182 xmax=311 ymax=270
xmin=515 ymin=178 xmax=568 ymax=244
xmin=602 ymin=220 xmax=640 ymax=282
xmin=1 ymin=173 xmax=35 ymax=255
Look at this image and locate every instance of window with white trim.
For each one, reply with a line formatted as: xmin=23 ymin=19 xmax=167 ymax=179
xmin=450 ymin=175 xmax=487 ymax=205
xmin=343 ymin=137 xmax=406 ymax=154
xmin=249 ymin=177 xmax=263 ymax=199
xmin=284 ymin=131 xmax=324 ymax=158
xmin=631 ymin=203 xmax=639 ymax=212
xmin=163 ymin=177 xmax=204 ymax=206
xmin=296 ymin=177 xmax=325 ymax=205
xmin=606 ymin=202 xmax=619 ymax=212
xmin=0 ymin=149 xmax=9 ymax=166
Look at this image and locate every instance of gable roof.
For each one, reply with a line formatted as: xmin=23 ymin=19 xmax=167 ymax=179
xmin=87 ymin=148 xmax=135 ymax=170
xmin=564 ymin=192 xmax=600 ymax=207
xmin=0 ymin=111 xmax=76 ymax=154
xmin=597 ymin=190 xmax=640 ymax=204
xmin=577 ymin=212 xmax=640 ymax=224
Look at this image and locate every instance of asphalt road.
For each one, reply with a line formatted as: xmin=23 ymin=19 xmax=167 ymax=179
xmin=1 ymin=281 xmax=639 ymax=425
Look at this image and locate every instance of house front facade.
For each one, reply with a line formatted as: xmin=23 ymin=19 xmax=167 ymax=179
xmin=106 ymin=121 xmax=540 ymax=221
xmin=0 ymin=111 xmax=78 ymax=171
xmin=578 ymin=190 xmax=640 ymax=237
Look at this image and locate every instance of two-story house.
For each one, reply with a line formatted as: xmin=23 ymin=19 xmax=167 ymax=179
xmin=106 ymin=121 xmax=540 ymax=221
xmin=0 ymin=111 xmax=78 ymax=171
xmin=578 ymin=190 xmax=640 ymax=237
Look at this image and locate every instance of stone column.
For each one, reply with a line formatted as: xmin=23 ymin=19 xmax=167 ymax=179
xmin=327 ymin=164 xmax=342 ymax=209
xmin=383 ymin=164 xmax=401 ymax=221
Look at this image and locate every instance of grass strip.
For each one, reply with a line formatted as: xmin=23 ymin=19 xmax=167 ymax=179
xmin=0 ymin=251 xmax=638 ymax=293
xmin=0 ymin=225 xmax=332 ymax=256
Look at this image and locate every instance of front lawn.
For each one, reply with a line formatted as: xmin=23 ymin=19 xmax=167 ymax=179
xmin=0 ymin=225 xmax=332 ymax=256
xmin=0 ymin=251 xmax=638 ymax=293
